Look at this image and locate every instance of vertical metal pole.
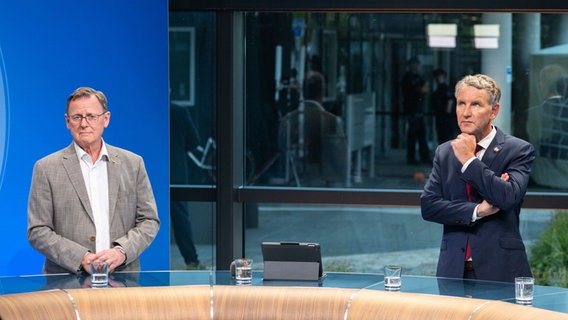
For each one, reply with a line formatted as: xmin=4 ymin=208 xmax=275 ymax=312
xmin=216 ymin=11 xmax=237 ymax=270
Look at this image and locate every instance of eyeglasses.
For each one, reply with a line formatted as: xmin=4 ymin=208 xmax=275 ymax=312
xmin=67 ymin=111 xmax=107 ymax=124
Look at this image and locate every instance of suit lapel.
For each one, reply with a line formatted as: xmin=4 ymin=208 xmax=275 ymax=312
xmin=467 ymin=128 xmax=505 ymax=201
xmin=106 ymin=145 xmax=120 ymax=223
xmin=481 ymin=128 xmax=505 ymax=169
xmin=61 ymin=144 xmax=94 ymax=221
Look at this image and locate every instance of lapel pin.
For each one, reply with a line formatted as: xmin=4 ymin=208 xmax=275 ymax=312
xmin=493 ymin=146 xmax=501 ymax=153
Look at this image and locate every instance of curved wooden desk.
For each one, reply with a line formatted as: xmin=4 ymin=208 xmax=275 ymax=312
xmin=1 ymin=284 xmax=568 ymax=320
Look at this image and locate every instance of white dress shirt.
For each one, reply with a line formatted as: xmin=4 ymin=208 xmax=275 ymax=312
xmin=74 ymin=141 xmax=110 ymax=252
xmin=461 ymin=126 xmax=497 ymax=222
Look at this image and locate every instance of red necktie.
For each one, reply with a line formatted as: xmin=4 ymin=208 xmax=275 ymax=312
xmin=465 ymin=144 xmax=483 ymax=261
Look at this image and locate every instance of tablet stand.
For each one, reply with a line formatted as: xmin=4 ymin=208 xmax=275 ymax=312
xmin=263 ymin=261 xmax=321 ymax=281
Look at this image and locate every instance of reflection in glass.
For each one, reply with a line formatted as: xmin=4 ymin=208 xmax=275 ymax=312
xmin=169 ymin=12 xmax=217 ymax=186
xmin=168 ymin=12 xmax=217 ymax=271
xmin=527 ymin=61 xmax=568 ymax=190
xmin=277 ymin=71 xmax=347 ymax=187
xmin=170 ymin=202 xmax=216 ymax=271
xmin=242 ymin=12 xmax=568 ymax=193
xmin=244 ymin=204 xmax=555 ymax=277
xmin=167 ymin=11 xmax=568 ymax=288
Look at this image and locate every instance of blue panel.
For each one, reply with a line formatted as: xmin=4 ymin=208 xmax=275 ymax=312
xmin=0 ymin=0 xmax=169 ymax=276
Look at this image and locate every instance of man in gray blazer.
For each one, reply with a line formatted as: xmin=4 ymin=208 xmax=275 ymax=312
xmin=27 ymin=87 xmax=160 ymax=274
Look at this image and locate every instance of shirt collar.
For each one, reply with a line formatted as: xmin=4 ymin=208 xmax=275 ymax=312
xmin=73 ymin=140 xmax=109 ymax=162
xmin=477 ymin=126 xmax=496 ymax=150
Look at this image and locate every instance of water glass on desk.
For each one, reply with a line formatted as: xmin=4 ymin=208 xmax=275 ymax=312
xmin=234 ymin=258 xmax=253 ymax=285
xmin=90 ymin=261 xmax=109 ymax=288
xmin=384 ymin=265 xmax=402 ymax=291
xmin=515 ymin=276 xmax=534 ymax=305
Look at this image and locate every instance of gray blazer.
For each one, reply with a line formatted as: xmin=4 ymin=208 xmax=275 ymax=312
xmin=27 ymin=143 xmax=160 ymax=274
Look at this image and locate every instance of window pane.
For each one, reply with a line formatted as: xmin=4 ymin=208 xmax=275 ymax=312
xmin=245 ymin=204 xmax=555 ymax=277
xmin=170 ymin=201 xmax=216 ymax=270
xmin=169 ymin=12 xmax=217 ymax=271
xmin=243 ymin=12 xmax=568 ymax=194
xmin=170 ymin=12 xmax=216 ymax=186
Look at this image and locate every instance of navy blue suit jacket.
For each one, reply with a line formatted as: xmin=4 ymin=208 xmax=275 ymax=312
xmin=421 ymin=127 xmax=535 ymax=282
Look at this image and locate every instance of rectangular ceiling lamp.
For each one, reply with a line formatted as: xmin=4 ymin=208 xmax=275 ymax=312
xmin=427 ymin=24 xmax=457 ymax=48
xmin=474 ymin=24 xmax=500 ymax=49
xmin=429 ymin=36 xmax=456 ymax=48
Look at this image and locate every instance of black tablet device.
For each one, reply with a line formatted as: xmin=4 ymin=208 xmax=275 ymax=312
xmin=261 ymin=241 xmax=324 ymax=281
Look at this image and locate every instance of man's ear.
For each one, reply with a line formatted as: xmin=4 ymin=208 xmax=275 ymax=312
xmin=490 ymin=103 xmax=500 ymax=119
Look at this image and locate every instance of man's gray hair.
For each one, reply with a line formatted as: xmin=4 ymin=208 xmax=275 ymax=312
xmin=455 ymin=74 xmax=501 ymax=106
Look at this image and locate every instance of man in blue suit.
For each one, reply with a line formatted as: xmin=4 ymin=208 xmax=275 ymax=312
xmin=421 ymin=74 xmax=534 ymax=282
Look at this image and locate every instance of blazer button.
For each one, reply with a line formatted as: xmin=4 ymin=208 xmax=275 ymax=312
xmin=90 ymin=236 xmax=96 ymax=241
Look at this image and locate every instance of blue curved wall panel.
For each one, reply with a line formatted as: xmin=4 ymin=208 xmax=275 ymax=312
xmin=0 ymin=1 xmax=169 ymax=276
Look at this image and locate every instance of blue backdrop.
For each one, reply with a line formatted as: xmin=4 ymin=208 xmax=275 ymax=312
xmin=0 ymin=1 xmax=169 ymax=275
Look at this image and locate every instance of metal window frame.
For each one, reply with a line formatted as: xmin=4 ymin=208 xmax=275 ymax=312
xmin=169 ymin=2 xmax=568 ymax=270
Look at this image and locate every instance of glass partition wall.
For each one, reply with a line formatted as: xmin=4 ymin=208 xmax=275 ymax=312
xmin=169 ymin=12 xmax=217 ymax=271
xmin=169 ymin=3 xmax=568 ymax=285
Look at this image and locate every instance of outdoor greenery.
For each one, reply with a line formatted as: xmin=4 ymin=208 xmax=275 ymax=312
xmin=324 ymin=259 xmax=356 ymax=273
xmin=529 ymin=210 xmax=568 ymax=287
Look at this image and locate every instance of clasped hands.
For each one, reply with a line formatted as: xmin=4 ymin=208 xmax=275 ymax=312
xmin=81 ymin=247 xmax=126 ymax=274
